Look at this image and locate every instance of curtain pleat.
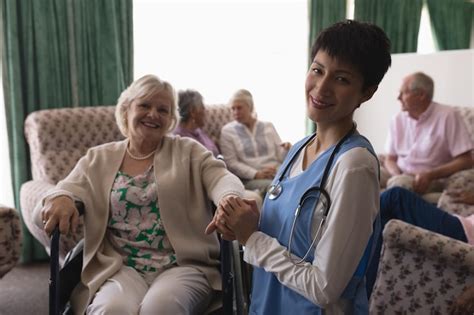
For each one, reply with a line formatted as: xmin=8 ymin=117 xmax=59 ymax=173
xmin=354 ymin=0 xmax=423 ymax=53
xmin=426 ymin=0 xmax=473 ymax=50
xmin=1 ymin=0 xmax=133 ymax=262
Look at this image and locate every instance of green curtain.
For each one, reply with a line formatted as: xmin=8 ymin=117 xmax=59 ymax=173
xmin=354 ymin=0 xmax=423 ymax=53
xmin=307 ymin=0 xmax=346 ymax=134
xmin=1 ymin=0 xmax=133 ymax=262
xmin=427 ymin=0 xmax=473 ymax=50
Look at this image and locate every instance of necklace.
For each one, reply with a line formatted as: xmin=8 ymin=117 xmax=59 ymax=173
xmin=126 ymin=147 xmax=156 ymax=160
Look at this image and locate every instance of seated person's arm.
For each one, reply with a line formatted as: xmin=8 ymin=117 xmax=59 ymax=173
xmin=427 ymin=151 xmax=473 ymax=180
xmin=384 ymin=154 xmax=402 ymax=176
xmin=413 ymin=151 xmax=472 ymax=194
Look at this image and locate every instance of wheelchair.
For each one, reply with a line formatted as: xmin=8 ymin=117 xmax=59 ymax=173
xmin=49 ymin=202 xmax=252 ymax=315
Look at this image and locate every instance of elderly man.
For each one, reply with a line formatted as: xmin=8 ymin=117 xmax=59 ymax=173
xmin=383 ymin=72 xmax=473 ymax=200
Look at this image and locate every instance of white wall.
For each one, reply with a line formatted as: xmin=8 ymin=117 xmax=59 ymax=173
xmin=354 ymin=49 xmax=474 ymax=153
xmin=134 ymin=0 xmax=308 ymax=144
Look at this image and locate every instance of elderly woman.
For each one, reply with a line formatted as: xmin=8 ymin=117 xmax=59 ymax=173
xmin=219 ymin=89 xmax=291 ymax=195
xmin=173 ymin=89 xmax=220 ymax=157
xmin=173 ymin=89 xmax=263 ymax=209
xmin=35 ymin=75 xmax=244 ymax=314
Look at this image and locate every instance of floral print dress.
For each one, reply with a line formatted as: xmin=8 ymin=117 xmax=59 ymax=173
xmin=107 ymin=166 xmax=176 ymax=281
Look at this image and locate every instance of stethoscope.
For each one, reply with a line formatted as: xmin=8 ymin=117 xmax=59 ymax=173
xmin=267 ymin=125 xmax=356 ymax=265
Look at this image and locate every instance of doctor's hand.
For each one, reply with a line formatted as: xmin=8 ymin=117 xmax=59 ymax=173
xmin=219 ymin=196 xmax=259 ymax=245
xmin=413 ymin=172 xmax=432 ymax=194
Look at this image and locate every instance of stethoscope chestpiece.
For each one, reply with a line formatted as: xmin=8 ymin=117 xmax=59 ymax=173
xmin=267 ymin=184 xmax=282 ymax=200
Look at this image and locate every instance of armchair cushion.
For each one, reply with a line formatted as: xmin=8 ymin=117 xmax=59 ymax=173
xmin=201 ymin=104 xmax=232 ymax=145
xmin=370 ymin=219 xmax=474 ymax=314
xmin=24 ymin=106 xmax=124 ymax=184
xmin=437 ymin=169 xmax=474 ymax=216
xmin=0 ymin=205 xmax=22 ymax=278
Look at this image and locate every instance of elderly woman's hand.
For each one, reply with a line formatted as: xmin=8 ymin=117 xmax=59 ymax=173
xmin=205 ymin=195 xmax=237 ymax=240
xmin=219 ymin=196 xmax=259 ymax=245
xmin=41 ymin=195 xmax=80 ymax=236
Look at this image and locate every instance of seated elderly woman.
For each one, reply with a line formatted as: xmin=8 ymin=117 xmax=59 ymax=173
xmin=34 ymin=75 xmax=244 ymax=314
xmin=173 ymin=89 xmax=263 ymax=208
xmin=173 ymin=89 xmax=220 ymax=157
xmin=219 ymin=89 xmax=291 ymax=195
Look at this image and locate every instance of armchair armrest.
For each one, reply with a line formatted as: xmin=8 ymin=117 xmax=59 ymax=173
xmin=370 ymin=219 xmax=474 ymax=314
xmin=20 ymin=180 xmax=84 ymax=261
xmin=438 ymin=168 xmax=474 ymax=216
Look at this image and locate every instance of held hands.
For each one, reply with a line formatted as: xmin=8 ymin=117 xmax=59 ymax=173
xmin=41 ymin=195 xmax=79 ymax=236
xmin=205 ymin=195 xmax=260 ymax=245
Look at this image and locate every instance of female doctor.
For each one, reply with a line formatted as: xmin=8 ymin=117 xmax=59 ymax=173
xmin=206 ymin=20 xmax=392 ymax=314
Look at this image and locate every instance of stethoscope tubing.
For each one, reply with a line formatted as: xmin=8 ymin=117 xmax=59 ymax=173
xmin=272 ymin=125 xmax=356 ymax=265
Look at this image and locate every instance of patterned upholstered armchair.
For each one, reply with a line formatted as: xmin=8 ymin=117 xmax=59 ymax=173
xmin=369 ymin=219 xmax=474 ymax=314
xmin=0 ymin=205 xmax=22 ymax=278
xmin=20 ymin=104 xmax=232 ymax=261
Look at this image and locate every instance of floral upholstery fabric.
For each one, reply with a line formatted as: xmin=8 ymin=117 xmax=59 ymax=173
xmin=20 ymin=104 xmax=232 ymax=261
xmin=201 ymin=104 xmax=233 ymax=145
xmin=437 ymin=169 xmax=474 ymax=216
xmin=0 ymin=205 xmax=22 ymax=278
xmin=369 ymin=219 xmax=474 ymax=314
xmin=24 ymin=106 xmax=124 ymax=184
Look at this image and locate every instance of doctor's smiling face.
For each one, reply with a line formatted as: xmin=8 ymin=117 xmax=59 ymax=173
xmin=305 ymin=50 xmax=376 ymax=130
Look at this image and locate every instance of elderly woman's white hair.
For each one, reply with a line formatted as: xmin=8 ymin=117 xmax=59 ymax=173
xmin=115 ymin=74 xmax=179 ymax=137
xmin=229 ymin=89 xmax=255 ymax=113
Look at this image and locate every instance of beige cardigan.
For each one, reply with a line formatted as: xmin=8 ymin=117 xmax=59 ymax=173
xmin=35 ymin=136 xmax=244 ymax=314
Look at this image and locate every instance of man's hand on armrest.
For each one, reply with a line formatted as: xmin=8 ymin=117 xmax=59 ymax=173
xmin=384 ymin=155 xmax=402 ymax=176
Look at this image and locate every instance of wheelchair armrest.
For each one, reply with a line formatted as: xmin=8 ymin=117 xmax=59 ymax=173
xmin=50 ymin=201 xmax=84 ymax=315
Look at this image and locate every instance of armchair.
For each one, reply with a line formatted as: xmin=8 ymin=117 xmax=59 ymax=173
xmin=0 ymin=205 xmax=22 ymax=278
xmin=20 ymin=104 xmax=233 ymax=261
xmin=369 ymin=219 xmax=474 ymax=314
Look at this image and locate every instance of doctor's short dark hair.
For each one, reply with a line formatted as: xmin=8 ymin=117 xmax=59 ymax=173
xmin=311 ymin=20 xmax=392 ymax=90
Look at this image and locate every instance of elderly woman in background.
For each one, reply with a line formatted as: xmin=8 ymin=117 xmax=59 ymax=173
xmin=173 ymin=89 xmax=220 ymax=157
xmin=173 ymin=89 xmax=263 ymax=209
xmin=35 ymin=75 xmax=244 ymax=314
xmin=219 ymin=89 xmax=291 ymax=195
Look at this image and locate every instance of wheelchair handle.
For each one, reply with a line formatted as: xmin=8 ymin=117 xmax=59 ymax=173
xmin=49 ymin=201 xmax=84 ymax=315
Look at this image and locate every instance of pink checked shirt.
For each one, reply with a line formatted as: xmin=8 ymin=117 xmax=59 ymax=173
xmin=385 ymin=102 xmax=473 ymax=174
